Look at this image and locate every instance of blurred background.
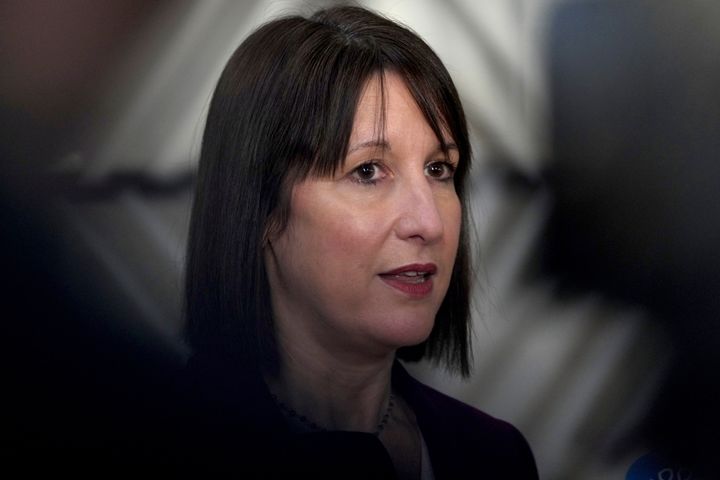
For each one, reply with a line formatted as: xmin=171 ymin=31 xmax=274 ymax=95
xmin=2 ymin=0 xmax=719 ymax=478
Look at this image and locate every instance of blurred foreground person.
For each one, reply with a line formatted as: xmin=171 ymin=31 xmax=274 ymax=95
xmin=546 ymin=1 xmax=720 ymax=477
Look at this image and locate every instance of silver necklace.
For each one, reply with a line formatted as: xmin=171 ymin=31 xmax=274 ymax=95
xmin=271 ymin=392 xmax=395 ymax=437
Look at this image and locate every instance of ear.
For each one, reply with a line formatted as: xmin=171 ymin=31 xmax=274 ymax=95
xmin=263 ymin=170 xmax=297 ymax=246
xmin=262 ymin=206 xmax=287 ymax=246
xmin=262 ymin=220 xmax=278 ymax=247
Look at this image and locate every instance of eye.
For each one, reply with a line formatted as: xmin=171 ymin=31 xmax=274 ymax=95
xmin=350 ymin=162 xmax=385 ymax=185
xmin=425 ymin=161 xmax=456 ymax=181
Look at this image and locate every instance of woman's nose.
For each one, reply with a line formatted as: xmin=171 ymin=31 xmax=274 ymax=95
xmin=393 ymin=178 xmax=445 ymax=244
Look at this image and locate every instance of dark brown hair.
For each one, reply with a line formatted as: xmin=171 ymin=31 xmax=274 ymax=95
xmin=185 ymin=5 xmax=473 ymax=375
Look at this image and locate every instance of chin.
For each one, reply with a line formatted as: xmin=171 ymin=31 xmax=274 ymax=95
xmin=374 ymin=311 xmax=436 ymax=350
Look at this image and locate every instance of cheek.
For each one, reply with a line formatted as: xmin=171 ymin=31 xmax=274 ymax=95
xmin=287 ymin=195 xmax=385 ymax=288
xmin=307 ymin=211 xmax=382 ymax=275
xmin=294 ymin=186 xmax=380 ymax=257
xmin=443 ymin=195 xmax=463 ymax=254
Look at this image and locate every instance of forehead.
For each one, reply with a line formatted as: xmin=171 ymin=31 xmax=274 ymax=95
xmin=351 ymin=72 xmax=454 ymax=146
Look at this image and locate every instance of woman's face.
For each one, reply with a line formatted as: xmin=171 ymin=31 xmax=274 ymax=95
xmin=265 ymin=72 xmax=462 ymax=358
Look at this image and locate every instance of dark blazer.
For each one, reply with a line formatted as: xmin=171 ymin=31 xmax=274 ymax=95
xmin=180 ymin=354 xmax=539 ymax=479
xmin=394 ymin=363 xmax=538 ymax=479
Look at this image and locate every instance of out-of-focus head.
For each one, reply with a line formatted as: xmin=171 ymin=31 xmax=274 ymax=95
xmin=185 ymin=6 xmax=473 ymax=375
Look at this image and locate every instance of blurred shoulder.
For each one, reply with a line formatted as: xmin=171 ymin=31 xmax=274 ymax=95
xmin=417 ymin=379 xmax=532 ymax=446
xmin=396 ymin=364 xmax=539 ymax=479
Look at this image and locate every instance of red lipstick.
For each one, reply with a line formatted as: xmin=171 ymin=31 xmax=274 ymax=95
xmin=379 ymin=263 xmax=436 ymax=298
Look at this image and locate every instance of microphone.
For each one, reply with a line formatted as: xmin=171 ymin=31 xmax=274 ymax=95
xmin=626 ymin=452 xmax=697 ymax=480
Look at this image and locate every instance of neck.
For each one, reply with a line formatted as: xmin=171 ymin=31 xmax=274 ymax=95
xmin=265 ymin=322 xmax=395 ymax=433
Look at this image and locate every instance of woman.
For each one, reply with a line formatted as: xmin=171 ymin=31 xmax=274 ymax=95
xmin=184 ymin=5 xmax=538 ymax=479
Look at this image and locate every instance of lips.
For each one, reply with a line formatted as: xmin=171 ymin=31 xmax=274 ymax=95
xmin=379 ymin=263 xmax=436 ymax=298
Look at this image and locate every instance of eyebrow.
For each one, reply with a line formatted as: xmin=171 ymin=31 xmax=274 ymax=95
xmin=347 ymin=140 xmax=458 ymax=154
xmin=347 ymin=140 xmax=391 ymax=154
